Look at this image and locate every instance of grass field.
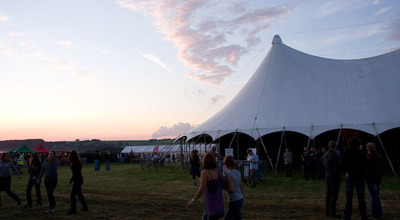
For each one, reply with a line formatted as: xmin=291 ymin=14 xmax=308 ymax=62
xmin=0 ymin=163 xmax=399 ymax=220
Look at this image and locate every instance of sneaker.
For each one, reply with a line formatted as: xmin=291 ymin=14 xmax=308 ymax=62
xmin=80 ymin=207 xmax=88 ymax=212
xmin=45 ymin=208 xmax=56 ymax=213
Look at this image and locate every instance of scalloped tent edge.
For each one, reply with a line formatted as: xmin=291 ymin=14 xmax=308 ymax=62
xmin=180 ymin=35 xmax=400 ymax=143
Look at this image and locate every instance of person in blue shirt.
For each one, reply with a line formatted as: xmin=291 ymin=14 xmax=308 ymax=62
xmin=246 ymin=149 xmax=259 ymax=187
xmin=224 ymin=155 xmax=244 ymax=220
xmin=38 ymin=151 xmax=58 ymax=213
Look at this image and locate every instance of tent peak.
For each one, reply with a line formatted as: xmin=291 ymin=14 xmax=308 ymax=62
xmin=272 ymin=35 xmax=282 ymax=45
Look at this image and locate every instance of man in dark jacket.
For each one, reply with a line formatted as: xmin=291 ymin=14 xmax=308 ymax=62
xmin=323 ymin=141 xmax=341 ymax=218
xmin=343 ymin=137 xmax=368 ymax=220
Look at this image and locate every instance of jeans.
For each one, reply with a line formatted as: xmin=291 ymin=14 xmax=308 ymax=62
xmin=224 ymin=198 xmax=244 ymax=220
xmin=366 ymin=181 xmax=383 ymax=218
xmin=70 ymin=178 xmax=88 ymax=212
xmin=105 ymin=160 xmax=110 ymax=171
xmin=325 ymin=177 xmax=340 ymax=215
xmin=45 ymin=179 xmax=57 ymax=209
xmin=26 ymin=179 xmax=42 ymax=205
xmin=344 ymin=178 xmax=367 ymax=220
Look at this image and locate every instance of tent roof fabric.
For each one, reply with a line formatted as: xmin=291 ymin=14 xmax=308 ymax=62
xmin=185 ymin=35 xmax=400 ymax=141
xmin=34 ymin=145 xmax=50 ymax=154
xmin=14 ymin=145 xmax=38 ymax=153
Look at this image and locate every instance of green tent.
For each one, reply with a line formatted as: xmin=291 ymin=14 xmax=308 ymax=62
xmin=14 ymin=145 xmax=38 ymax=153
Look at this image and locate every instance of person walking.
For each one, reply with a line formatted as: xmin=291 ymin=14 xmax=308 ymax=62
xmin=283 ymin=148 xmax=293 ymax=177
xmin=25 ymin=152 xmax=42 ymax=208
xmin=67 ymin=151 xmax=88 ymax=214
xmin=323 ymin=141 xmax=341 ymax=219
xmin=343 ymin=137 xmax=368 ymax=220
xmin=190 ymin=150 xmax=201 ymax=186
xmin=246 ymin=149 xmax=259 ymax=187
xmin=0 ymin=153 xmax=22 ymax=207
xmin=223 ymin=155 xmax=244 ymax=220
xmin=365 ymin=142 xmax=384 ymax=219
xmin=186 ymin=152 xmax=224 ymax=220
xmin=38 ymin=151 xmax=58 ymax=213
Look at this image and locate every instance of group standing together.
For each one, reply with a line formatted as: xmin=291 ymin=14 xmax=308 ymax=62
xmin=0 ymin=150 xmax=88 ymax=215
xmin=323 ymin=137 xmax=384 ymax=220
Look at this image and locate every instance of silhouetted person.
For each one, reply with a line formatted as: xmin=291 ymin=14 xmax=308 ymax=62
xmin=323 ymin=141 xmax=341 ymax=218
xmin=343 ymin=137 xmax=367 ymax=220
xmin=67 ymin=151 xmax=88 ymax=214
xmin=25 ymin=153 xmax=42 ymax=208
xmin=365 ymin=142 xmax=384 ymax=219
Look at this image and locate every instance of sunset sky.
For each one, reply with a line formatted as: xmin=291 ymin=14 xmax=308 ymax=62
xmin=0 ymin=0 xmax=399 ymax=141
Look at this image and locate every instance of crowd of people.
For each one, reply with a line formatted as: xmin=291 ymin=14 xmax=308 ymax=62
xmin=0 ymin=150 xmax=88 ymax=215
xmin=1 ymin=137 xmax=386 ymax=219
xmin=186 ymin=137 xmax=385 ymax=220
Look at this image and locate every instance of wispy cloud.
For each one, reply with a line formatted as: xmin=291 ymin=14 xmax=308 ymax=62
xmin=375 ymin=6 xmax=392 ymax=15
xmin=19 ymin=40 xmax=36 ymax=49
xmin=320 ymin=24 xmax=384 ymax=46
xmin=91 ymin=47 xmax=109 ymax=54
xmin=140 ymin=52 xmax=173 ymax=73
xmin=2 ymin=41 xmax=96 ymax=82
xmin=0 ymin=13 xmax=8 ymax=21
xmin=8 ymin=32 xmax=26 ymax=37
xmin=385 ymin=20 xmax=400 ymax=41
xmin=316 ymin=0 xmax=367 ymax=17
xmin=55 ymin=40 xmax=73 ymax=47
xmin=117 ymin=0 xmax=292 ymax=86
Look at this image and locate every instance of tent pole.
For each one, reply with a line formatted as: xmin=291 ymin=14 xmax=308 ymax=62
xmin=307 ymin=125 xmax=314 ymax=148
xmin=275 ymin=127 xmax=286 ymax=173
xmin=204 ymin=135 xmax=206 ymax=155
xmin=336 ymin=124 xmax=343 ymax=145
xmin=257 ymin=128 xmax=277 ymax=176
xmin=180 ymin=138 xmax=184 ymax=172
xmin=372 ymin=123 xmax=398 ymax=178
xmin=236 ymin=132 xmax=240 ymax=160
xmin=228 ymin=130 xmax=237 ymax=149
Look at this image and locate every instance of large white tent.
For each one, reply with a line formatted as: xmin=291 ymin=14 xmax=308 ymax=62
xmin=183 ymin=35 xmax=400 ymax=142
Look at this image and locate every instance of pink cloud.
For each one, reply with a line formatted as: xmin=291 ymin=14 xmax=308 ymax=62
xmin=117 ymin=1 xmax=292 ymax=86
xmin=386 ymin=20 xmax=400 ymax=41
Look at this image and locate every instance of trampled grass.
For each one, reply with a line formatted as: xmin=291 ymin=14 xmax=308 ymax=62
xmin=0 ymin=163 xmax=399 ymax=220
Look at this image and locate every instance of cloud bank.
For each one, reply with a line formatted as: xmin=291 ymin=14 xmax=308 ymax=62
xmin=152 ymin=122 xmax=195 ymax=139
xmin=116 ymin=0 xmax=292 ymax=86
